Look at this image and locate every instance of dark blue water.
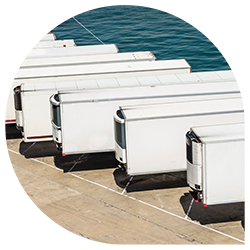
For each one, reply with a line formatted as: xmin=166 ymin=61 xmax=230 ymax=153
xmin=51 ymin=5 xmax=230 ymax=72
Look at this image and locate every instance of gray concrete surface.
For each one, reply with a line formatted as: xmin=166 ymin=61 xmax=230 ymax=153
xmin=6 ymin=138 xmax=245 ymax=244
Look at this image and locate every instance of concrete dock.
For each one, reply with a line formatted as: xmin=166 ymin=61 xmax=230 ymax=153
xmin=6 ymin=138 xmax=245 ymax=244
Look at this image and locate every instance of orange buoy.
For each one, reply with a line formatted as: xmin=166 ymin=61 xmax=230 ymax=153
xmin=11 ymin=23 xmax=50 ymax=36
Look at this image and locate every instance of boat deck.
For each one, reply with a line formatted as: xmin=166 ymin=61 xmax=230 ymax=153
xmin=6 ymin=138 xmax=244 ymax=244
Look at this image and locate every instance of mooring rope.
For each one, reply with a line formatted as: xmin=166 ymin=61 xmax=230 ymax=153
xmin=72 ymin=16 xmax=105 ymax=45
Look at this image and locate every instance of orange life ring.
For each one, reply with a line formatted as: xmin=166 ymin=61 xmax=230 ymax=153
xmin=11 ymin=23 xmax=50 ymax=36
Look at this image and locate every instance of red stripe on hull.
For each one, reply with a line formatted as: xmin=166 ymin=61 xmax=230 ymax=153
xmin=5 ymin=119 xmax=16 ymax=123
xmin=27 ymin=135 xmax=53 ymax=140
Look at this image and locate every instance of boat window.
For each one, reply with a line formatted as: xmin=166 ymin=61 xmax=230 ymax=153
xmin=52 ymin=104 xmax=61 ymax=127
xmin=186 ymin=132 xmax=193 ymax=164
xmin=114 ymin=120 xmax=126 ymax=149
xmin=186 ymin=131 xmax=201 ymax=164
xmin=13 ymin=86 xmax=22 ymax=111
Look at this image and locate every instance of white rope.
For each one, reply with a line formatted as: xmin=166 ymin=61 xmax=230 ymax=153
xmin=122 ymin=176 xmax=134 ymax=194
xmin=185 ymin=198 xmax=194 ymax=219
xmin=72 ymin=16 xmax=105 ymax=45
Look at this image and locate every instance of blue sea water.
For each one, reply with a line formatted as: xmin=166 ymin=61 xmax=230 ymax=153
xmin=51 ymin=5 xmax=230 ymax=72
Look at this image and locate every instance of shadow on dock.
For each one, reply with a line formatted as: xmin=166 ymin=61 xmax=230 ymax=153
xmin=54 ymin=152 xmax=118 ymax=173
xmin=19 ymin=139 xmax=119 ymax=172
xmin=19 ymin=141 xmax=61 ymax=158
xmin=180 ymin=192 xmax=245 ymax=228
xmin=5 ymin=124 xmax=22 ymax=139
xmin=113 ymin=168 xmax=188 ymax=192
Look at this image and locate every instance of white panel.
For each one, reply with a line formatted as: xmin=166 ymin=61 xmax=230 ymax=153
xmin=23 ymin=91 xmax=54 ymax=141
xmin=137 ymin=75 xmax=161 ymax=86
xmin=27 ymin=44 xmax=119 ymax=59
xmin=22 ymin=83 xmax=35 ymax=91
xmin=35 ymin=82 xmax=56 ymax=90
xmin=56 ymin=81 xmax=77 ymax=90
xmin=204 ymin=140 xmax=244 ymax=205
xmin=196 ymin=72 xmax=221 ymax=81
xmin=97 ymin=78 xmax=119 ymax=88
xmin=187 ymin=160 xmax=202 ymax=190
xmin=117 ymin=77 xmax=140 ymax=87
xmin=156 ymin=74 xmax=181 ymax=84
xmin=76 ymin=79 xmax=98 ymax=89
xmin=177 ymin=73 xmax=200 ymax=82
xmin=62 ymin=102 xmax=115 ymax=154
xmin=215 ymin=70 xmax=235 ymax=80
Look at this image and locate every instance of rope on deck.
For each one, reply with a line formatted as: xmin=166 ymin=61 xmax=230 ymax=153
xmin=72 ymin=16 xmax=105 ymax=45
